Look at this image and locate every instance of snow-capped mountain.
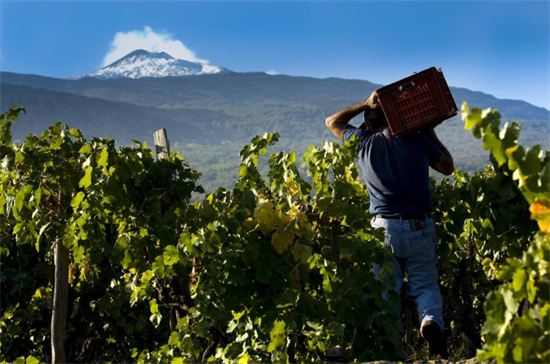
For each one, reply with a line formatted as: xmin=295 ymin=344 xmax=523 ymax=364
xmin=72 ymin=49 xmax=231 ymax=79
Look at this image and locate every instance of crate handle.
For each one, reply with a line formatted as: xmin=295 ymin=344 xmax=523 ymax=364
xmin=398 ymin=81 xmax=415 ymax=92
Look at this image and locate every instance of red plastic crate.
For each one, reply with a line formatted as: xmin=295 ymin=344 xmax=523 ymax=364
xmin=376 ymin=67 xmax=457 ymax=136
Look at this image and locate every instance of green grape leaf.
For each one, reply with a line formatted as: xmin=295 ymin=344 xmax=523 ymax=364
xmin=239 ymin=165 xmax=248 ymax=178
xmin=79 ymin=144 xmax=91 ymax=154
xmin=226 ymin=319 xmax=239 ymax=334
xmin=512 ymin=269 xmax=527 ymax=293
xmin=463 ymin=107 xmax=483 ymax=130
xmin=238 ymin=354 xmax=250 ymax=364
xmin=25 ymin=357 xmax=39 ymax=364
xmin=149 ymin=299 xmax=162 ymax=328
xmin=163 ymin=245 xmax=180 ymax=266
xmin=267 ymin=319 xmax=286 ymax=352
xmin=79 ymin=166 xmax=93 ymax=188
xmin=98 ymin=147 xmax=109 ymax=168
xmin=176 ymin=316 xmax=189 ymax=330
xmin=115 ymin=236 xmax=130 ymax=252
xmin=71 ymin=192 xmax=84 ymax=209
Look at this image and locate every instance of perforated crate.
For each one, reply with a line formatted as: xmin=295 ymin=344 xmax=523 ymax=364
xmin=376 ymin=67 xmax=457 ymax=136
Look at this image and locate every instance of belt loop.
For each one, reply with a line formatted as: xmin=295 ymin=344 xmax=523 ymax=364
xmin=399 ymin=215 xmax=403 ymax=237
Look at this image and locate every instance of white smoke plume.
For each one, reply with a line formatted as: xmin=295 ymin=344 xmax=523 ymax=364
xmin=103 ymin=26 xmax=208 ymax=66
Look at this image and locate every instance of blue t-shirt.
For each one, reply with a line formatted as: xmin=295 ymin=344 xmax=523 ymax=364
xmin=343 ymin=125 xmax=442 ymax=217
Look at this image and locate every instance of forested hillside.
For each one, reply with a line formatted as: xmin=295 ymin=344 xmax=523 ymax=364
xmin=1 ymin=71 xmax=549 ymax=192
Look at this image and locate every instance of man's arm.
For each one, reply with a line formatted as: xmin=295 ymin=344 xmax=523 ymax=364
xmin=326 ymin=91 xmax=379 ymax=141
xmin=424 ymin=127 xmax=454 ymax=175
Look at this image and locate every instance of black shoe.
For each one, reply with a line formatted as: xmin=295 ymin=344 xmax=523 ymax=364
xmin=421 ymin=320 xmax=449 ymax=359
xmin=325 ymin=346 xmax=352 ymax=362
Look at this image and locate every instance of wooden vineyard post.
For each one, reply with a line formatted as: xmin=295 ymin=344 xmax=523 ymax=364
xmin=51 ymin=237 xmax=69 ymax=363
xmin=154 ymin=128 xmax=170 ymax=160
xmin=154 ymin=128 xmax=180 ymax=333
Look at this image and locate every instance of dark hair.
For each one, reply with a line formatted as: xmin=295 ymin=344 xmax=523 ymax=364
xmin=363 ymin=109 xmax=388 ymax=130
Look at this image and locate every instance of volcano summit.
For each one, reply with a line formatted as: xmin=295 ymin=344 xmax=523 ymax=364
xmin=72 ymin=49 xmax=231 ymax=79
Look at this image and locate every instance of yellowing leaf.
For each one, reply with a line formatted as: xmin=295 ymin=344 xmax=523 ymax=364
xmin=276 ymin=210 xmax=290 ymax=226
xmin=271 ymin=230 xmax=294 ymax=254
xmin=530 ymin=200 xmax=550 ymax=233
xmin=505 ymin=146 xmax=519 ymax=156
xmin=289 ymin=203 xmax=302 ymax=221
xmin=238 ymin=353 xmax=250 ymax=364
xmin=259 ymin=222 xmax=277 ymax=235
xmin=33 ymin=288 xmax=43 ymax=300
xmin=287 ymin=180 xmax=299 ymax=196
xmin=255 ymin=207 xmax=277 ymax=226
xmin=255 ymin=197 xmax=275 ymax=211
xmin=292 ymin=243 xmax=312 ymax=264
xmin=243 ymin=217 xmax=258 ymax=230
xmin=68 ymin=262 xmax=77 ymax=284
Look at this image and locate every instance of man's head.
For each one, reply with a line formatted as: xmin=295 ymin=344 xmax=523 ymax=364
xmin=363 ymin=108 xmax=388 ymax=132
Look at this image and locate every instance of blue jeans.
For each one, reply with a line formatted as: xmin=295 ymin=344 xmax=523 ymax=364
xmin=371 ymin=216 xmax=444 ymax=332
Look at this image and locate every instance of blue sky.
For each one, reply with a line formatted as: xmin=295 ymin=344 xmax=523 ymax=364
xmin=1 ymin=1 xmax=549 ymax=109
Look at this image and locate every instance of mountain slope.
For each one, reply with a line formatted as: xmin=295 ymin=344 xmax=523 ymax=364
xmin=1 ymin=71 xmax=548 ymax=191
xmin=0 ymin=84 xmax=219 ymax=144
xmin=2 ymin=71 xmax=548 ymax=122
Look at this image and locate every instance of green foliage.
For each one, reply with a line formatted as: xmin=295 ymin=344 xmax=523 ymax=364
xmin=1 ymin=101 xmax=547 ymax=363
xmin=0 ymin=106 xmax=401 ymax=362
xmin=4 ymin=72 xmax=550 ymax=195
xmin=1 ymin=105 xmax=203 ymax=362
xmin=155 ymin=133 xmax=403 ymax=363
xmin=461 ymin=102 xmax=549 ymax=363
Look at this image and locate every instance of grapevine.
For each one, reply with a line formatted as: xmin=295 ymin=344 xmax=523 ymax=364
xmin=0 ymin=103 xmax=548 ymax=363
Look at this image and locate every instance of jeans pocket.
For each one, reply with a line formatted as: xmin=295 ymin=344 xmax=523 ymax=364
xmin=408 ymin=229 xmax=436 ymax=264
xmin=383 ymin=233 xmax=393 ymax=253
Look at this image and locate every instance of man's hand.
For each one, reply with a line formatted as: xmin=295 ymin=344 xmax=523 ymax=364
xmin=364 ymin=91 xmax=380 ymax=109
xmin=326 ymin=91 xmax=379 ymax=141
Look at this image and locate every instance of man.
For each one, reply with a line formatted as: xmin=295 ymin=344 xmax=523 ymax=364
xmin=325 ymin=91 xmax=453 ymax=359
